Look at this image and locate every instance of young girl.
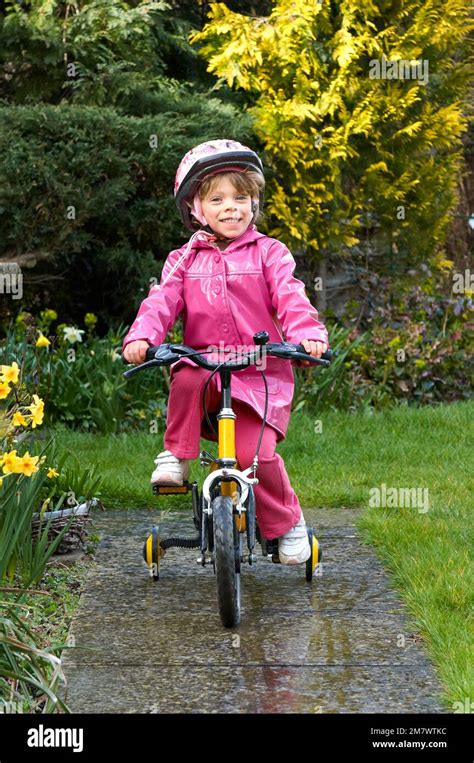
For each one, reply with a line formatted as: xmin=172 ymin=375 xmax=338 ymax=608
xmin=122 ymin=139 xmax=329 ymax=565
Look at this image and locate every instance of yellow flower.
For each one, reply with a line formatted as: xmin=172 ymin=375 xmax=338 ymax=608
xmin=15 ymin=451 xmax=40 ymax=477
xmin=2 ymin=450 xmax=22 ymax=474
xmin=0 ymin=361 xmax=19 ymax=385
xmin=36 ymin=333 xmax=51 ymax=348
xmin=12 ymin=411 xmax=28 ymax=427
xmin=0 ymin=381 xmax=11 ymax=400
xmin=26 ymin=394 xmax=45 ymax=429
xmin=47 ymin=467 xmax=60 ymax=479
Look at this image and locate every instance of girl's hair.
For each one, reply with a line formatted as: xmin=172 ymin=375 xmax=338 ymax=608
xmin=197 ymin=170 xmax=265 ymax=224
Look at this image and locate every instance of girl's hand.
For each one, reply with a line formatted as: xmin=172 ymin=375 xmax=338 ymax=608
xmin=123 ymin=340 xmax=150 ymax=364
xmin=300 ymin=340 xmax=328 ymax=366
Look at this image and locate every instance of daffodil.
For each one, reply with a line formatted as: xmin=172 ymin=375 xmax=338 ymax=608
xmin=15 ymin=451 xmax=40 ymax=477
xmin=47 ymin=467 xmax=60 ymax=479
xmin=36 ymin=333 xmax=51 ymax=348
xmin=2 ymin=450 xmax=22 ymax=474
xmin=12 ymin=411 xmax=28 ymax=427
xmin=0 ymin=361 xmax=19 ymax=385
xmin=63 ymin=326 xmax=85 ymax=344
xmin=0 ymin=381 xmax=11 ymax=400
xmin=26 ymin=394 xmax=45 ymax=428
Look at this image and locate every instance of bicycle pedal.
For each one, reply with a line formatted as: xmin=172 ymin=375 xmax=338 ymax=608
xmin=152 ymin=480 xmax=192 ymax=495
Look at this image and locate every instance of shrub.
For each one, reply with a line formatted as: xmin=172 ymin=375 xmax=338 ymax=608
xmin=2 ymin=311 xmax=172 ymax=435
xmin=0 ymin=103 xmax=255 ymax=330
xmin=295 ymin=277 xmax=473 ymax=412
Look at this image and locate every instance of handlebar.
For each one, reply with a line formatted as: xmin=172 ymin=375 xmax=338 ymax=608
xmin=122 ymin=338 xmax=332 ymax=380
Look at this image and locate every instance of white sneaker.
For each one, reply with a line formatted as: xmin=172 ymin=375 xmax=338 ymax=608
xmin=151 ymin=450 xmax=190 ymax=486
xmin=278 ymin=513 xmax=311 ymax=565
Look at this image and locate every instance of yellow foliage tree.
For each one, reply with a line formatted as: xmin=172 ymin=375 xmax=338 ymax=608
xmin=190 ymin=1 xmax=472 ymax=267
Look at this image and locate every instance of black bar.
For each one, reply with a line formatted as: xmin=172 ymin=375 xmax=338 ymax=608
xmin=0 ymin=713 xmax=471 ymax=760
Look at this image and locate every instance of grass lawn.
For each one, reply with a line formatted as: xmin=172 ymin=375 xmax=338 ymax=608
xmin=51 ymin=400 xmax=473 ymax=710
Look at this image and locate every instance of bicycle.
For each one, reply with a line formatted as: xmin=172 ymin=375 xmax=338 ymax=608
xmin=122 ymin=330 xmax=332 ymax=628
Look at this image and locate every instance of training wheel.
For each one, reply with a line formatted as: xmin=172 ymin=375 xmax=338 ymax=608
xmin=305 ymin=527 xmax=322 ymax=582
xmin=143 ymin=525 xmax=165 ymax=581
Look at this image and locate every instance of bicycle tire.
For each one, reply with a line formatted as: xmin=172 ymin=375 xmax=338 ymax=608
xmin=212 ymin=495 xmax=241 ymax=627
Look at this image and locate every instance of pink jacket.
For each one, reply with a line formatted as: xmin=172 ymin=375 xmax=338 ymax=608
xmin=123 ymin=225 xmax=329 ymax=442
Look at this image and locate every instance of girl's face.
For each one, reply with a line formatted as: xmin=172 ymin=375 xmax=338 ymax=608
xmin=200 ymin=177 xmax=254 ymax=240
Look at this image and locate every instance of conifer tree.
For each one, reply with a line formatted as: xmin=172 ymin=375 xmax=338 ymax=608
xmin=191 ymin=1 xmax=472 ymax=268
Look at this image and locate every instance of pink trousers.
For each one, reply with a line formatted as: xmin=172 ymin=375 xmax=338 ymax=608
xmin=163 ymin=363 xmax=302 ymax=540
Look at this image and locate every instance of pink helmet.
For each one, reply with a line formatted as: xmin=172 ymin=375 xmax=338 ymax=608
xmin=174 ymin=139 xmax=264 ymax=231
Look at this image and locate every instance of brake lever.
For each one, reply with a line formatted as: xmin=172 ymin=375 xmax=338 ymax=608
xmin=291 ymin=352 xmax=330 ymax=366
xmin=145 ymin=344 xmax=171 ymax=362
xmin=123 ymin=359 xmax=165 ymax=379
xmin=122 ymin=344 xmax=182 ymax=379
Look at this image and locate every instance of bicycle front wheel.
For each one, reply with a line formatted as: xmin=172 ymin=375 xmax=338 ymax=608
xmin=212 ymin=495 xmax=241 ymax=628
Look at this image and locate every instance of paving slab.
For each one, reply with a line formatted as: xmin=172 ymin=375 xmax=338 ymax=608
xmin=61 ymin=507 xmax=446 ymax=713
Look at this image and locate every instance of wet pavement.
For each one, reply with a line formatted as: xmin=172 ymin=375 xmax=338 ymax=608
xmin=61 ymin=507 xmax=446 ymax=713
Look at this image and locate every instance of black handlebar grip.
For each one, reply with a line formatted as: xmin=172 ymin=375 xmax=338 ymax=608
xmin=294 ymin=345 xmax=333 ymax=362
xmin=145 ymin=345 xmax=158 ymax=362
